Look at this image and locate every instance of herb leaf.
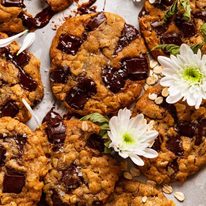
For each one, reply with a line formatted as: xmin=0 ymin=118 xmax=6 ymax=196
xmin=154 ymin=44 xmax=180 ymax=55
xmin=179 ymin=0 xmax=191 ymax=21
xmin=164 ymin=1 xmax=178 ymax=23
xmin=81 ymin=113 xmax=109 ymax=126
xmin=200 ymin=23 xmax=206 ymax=42
xmin=190 ymin=43 xmax=204 ymax=54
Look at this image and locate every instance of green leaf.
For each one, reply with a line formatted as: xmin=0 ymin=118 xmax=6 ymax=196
xmin=179 ymin=0 xmax=191 ymax=21
xmin=190 ymin=43 xmax=204 ymax=54
xmin=154 ymin=44 xmax=180 ymax=55
xmin=81 ymin=113 xmax=109 ymax=125
xmin=164 ymin=1 xmax=178 ymax=23
xmin=200 ymin=23 xmax=206 ymax=42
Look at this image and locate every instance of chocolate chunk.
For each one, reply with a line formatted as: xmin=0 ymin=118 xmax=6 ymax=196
xmin=121 ymin=56 xmax=149 ymax=81
xmin=167 ymin=135 xmax=183 ymax=156
xmin=51 ymin=190 xmax=69 ymax=206
xmin=65 ymin=78 xmax=97 ymax=109
xmin=43 ymin=108 xmax=66 ymax=147
xmin=19 ymin=7 xmax=54 ymax=29
xmin=0 ymin=101 xmax=19 ymax=118
xmin=152 ymin=136 xmax=162 ymax=152
xmin=0 ymin=145 xmax=6 ymax=167
xmin=167 ymin=158 xmax=179 ymax=173
xmin=153 ymin=0 xmax=174 ymax=6
xmin=4 ymin=50 xmax=37 ymax=92
xmin=92 ymin=201 xmax=103 ymax=206
xmin=102 ymin=65 xmax=127 ymax=93
xmin=160 ymin=32 xmax=182 ymax=45
xmin=37 ymin=193 xmax=49 ymax=206
xmin=85 ymin=12 xmax=106 ymax=32
xmin=177 ymin=122 xmax=196 ymax=138
xmin=175 ymin=16 xmax=196 ymax=38
xmin=194 ymin=11 xmax=206 ymax=21
xmin=50 ymin=66 xmax=71 ymax=84
xmin=2 ymin=0 xmax=25 ymax=7
xmin=77 ymin=0 xmax=97 ymax=15
xmin=61 ymin=164 xmax=83 ymax=192
xmin=57 ymin=34 xmax=83 ymax=56
xmin=14 ymin=134 xmax=27 ymax=152
xmin=114 ymin=24 xmax=139 ymax=54
xmin=196 ymin=119 xmax=206 ymax=146
xmin=86 ymin=134 xmax=105 ymax=152
xmin=151 ymin=21 xmax=168 ymax=35
xmin=3 ymin=168 xmax=25 ymax=194
xmin=161 ymin=99 xmax=178 ymax=122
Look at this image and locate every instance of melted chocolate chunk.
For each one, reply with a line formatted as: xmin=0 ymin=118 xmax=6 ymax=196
xmin=175 ymin=16 xmax=196 ymax=38
xmin=92 ymin=201 xmax=103 ymax=206
xmin=2 ymin=0 xmax=25 ymax=7
xmin=65 ymin=78 xmax=97 ymax=109
xmin=152 ymin=136 xmax=162 ymax=152
xmin=102 ymin=65 xmax=126 ymax=93
xmin=57 ymin=34 xmax=83 ymax=56
xmin=167 ymin=158 xmax=179 ymax=173
xmin=177 ymin=122 xmax=196 ymax=138
xmin=121 ymin=56 xmax=149 ymax=81
xmin=3 ymin=49 xmax=37 ymax=92
xmin=86 ymin=134 xmax=105 ymax=152
xmin=19 ymin=7 xmax=54 ymax=29
xmin=151 ymin=21 xmax=168 ymax=35
xmin=85 ymin=12 xmax=106 ymax=32
xmin=153 ymin=0 xmax=174 ymax=7
xmin=160 ymin=32 xmax=182 ymax=45
xmin=0 ymin=145 xmax=6 ymax=167
xmin=0 ymin=101 xmax=19 ymax=118
xmin=161 ymin=99 xmax=178 ymax=122
xmin=51 ymin=190 xmax=69 ymax=206
xmin=77 ymin=0 xmax=97 ymax=15
xmin=38 ymin=193 xmax=49 ymax=206
xmin=61 ymin=164 xmax=83 ymax=192
xmin=14 ymin=134 xmax=27 ymax=152
xmin=50 ymin=66 xmax=71 ymax=84
xmin=194 ymin=11 xmax=206 ymax=21
xmin=43 ymin=108 xmax=66 ymax=148
xmin=114 ymin=24 xmax=139 ymax=54
xmin=167 ymin=135 xmax=183 ymax=156
xmin=196 ymin=119 xmax=206 ymax=146
xmin=3 ymin=168 xmax=25 ymax=194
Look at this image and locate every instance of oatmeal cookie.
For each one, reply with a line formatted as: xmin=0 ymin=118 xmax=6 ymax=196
xmin=139 ymin=0 xmax=206 ymax=59
xmin=0 ymin=32 xmax=44 ymax=123
xmin=36 ymin=109 xmax=120 ymax=205
xmin=50 ymin=12 xmax=150 ymax=116
xmin=106 ymin=180 xmax=175 ymax=206
xmin=133 ymin=85 xmax=206 ymax=184
xmin=0 ymin=117 xmax=48 ymax=205
xmin=46 ymin=0 xmax=73 ymax=12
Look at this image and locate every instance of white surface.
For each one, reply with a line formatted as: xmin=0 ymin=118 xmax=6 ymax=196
xmin=24 ymin=0 xmax=206 ymax=205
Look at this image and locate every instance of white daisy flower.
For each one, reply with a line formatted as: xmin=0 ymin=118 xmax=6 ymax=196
xmin=108 ymin=108 xmax=159 ymax=166
xmin=158 ymin=44 xmax=206 ymax=109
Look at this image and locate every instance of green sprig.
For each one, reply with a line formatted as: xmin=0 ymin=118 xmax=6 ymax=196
xmin=179 ymin=0 xmax=191 ymax=21
xmin=200 ymin=23 xmax=206 ymax=42
xmin=164 ymin=1 xmax=178 ymax=23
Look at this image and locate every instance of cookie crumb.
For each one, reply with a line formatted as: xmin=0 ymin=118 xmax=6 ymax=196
xmin=174 ymin=192 xmax=185 ymax=202
xmin=146 ymin=180 xmax=156 ymax=186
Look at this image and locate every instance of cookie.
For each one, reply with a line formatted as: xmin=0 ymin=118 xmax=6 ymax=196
xmin=36 ymin=109 xmax=120 ymax=205
xmin=133 ymin=85 xmax=206 ymax=184
xmin=0 ymin=32 xmax=44 ymax=123
xmin=139 ymin=0 xmax=206 ymax=59
xmin=46 ymin=0 xmax=73 ymax=12
xmin=0 ymin=117 xmax=48 ymax=205
xmin=106 ymin=180 xmax=175 ymax=206
xmin=50 ymin=12 xmax=150 ymax=116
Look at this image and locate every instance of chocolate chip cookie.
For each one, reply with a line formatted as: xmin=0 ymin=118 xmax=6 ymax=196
xmin=0 ymin=117 xmax=48 ymax=205
xmin=0 ymin=32 xmax=44 ymax=123
xmin=50 ymin=12 xmax=150 ymax=116
xmin=36 ymin=109 xmax=120 ymax=205
xmin=133 ymin=85 xmax=206 ymax=184
xmin=46 ymin=0 xmax=73 ymax=12
xmin=106 ymin=180 xmax=175 ymax=206
xmin=139 ymin=0 xmax=206 ymax=59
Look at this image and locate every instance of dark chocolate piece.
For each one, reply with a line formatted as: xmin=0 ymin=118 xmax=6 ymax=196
xmin=2 ymin=0 xmax=25 ymax=8
xmin=194 ymin=11 xmax=206 ymax=21
xmin=51 ymin=190 xmax=69 ymax=206
xmin=77 ymin=0 xmax=97 ymax=15
xmin=160 ymin=32 xmax=182 ymax=45
xmin=151 ymin=21 xmax=168 ymax=35
xmin=167 ymin=135 xmax=183 ymax=156
xmin=0 ymin=145 xmax=6 ymax=167
xmin=0 ymin=101 xmax=19 ymax=118
xmin=86 ymin=134 xmax=105 ymax=152
xmin=50 ymin=66 xmax=71 ymax=84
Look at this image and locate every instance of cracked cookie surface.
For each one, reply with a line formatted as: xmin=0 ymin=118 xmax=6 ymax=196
xmin=0 ymin=32 xmax=44 ymax=123
xmin=106 ymin=180 xmax=175 ymax=206
xmin=0 ymin=117 xmax=48 ymax=205
xmin=139 ymin=0 xmax=206 ymax=59
xmin=35 ymin=109 xmax=120 ymax=205
xmin=46 ymin=0 xmax=73 ymax=12
xmin=50 ymin=12 xmax=150 ymax=116
xmin=133 ymin=85 xmax=206 ymax=184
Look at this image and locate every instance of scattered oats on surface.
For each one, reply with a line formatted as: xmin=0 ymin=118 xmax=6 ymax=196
xmin=146 ymin=180 xmax=156 ymax=186
xmin=146 ymin=76 xmax=158 ymax=85
xmin=150 ymin=59 xmax=158 ymax=68
xmin=123 ymin=172 xmax=133 ymax=180
xmin=155 ymin=96 xmax=163 ymax=105
xmin=153 ymin=65 xmax=163 ymax=74
xmin=162 ymin=185 xmax=173 ymax=194
xmin=174 ymin=192 xmax=185 ymax=202
xmin=142 ymin=196 xmax=148 ymax=203
xmin=144 ymin=84 xmax=150 ymax=91
xmin=149 ymin=93 xmax=158 ymax=100
xmin=81 ymin=121 xmax=89 ymax=131
xmin=130 ymin=167 xmax=141 ymax=177
xmin=162 ymin=87 xmax=169 ymax=97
